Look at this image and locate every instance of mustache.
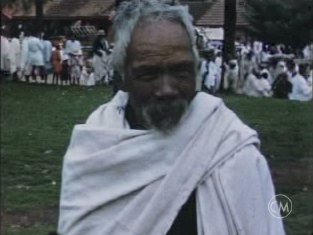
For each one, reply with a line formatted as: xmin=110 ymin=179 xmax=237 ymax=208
xmin=140 ymin=98 xmax=189 ymax=133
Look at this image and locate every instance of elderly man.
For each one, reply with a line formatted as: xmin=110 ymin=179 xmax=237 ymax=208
xmin=58 ymin=1 xmax=285 ymax=235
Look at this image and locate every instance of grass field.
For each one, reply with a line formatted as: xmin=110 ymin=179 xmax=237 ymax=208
xmin=1 ymin=82 xmax=312 ymax=235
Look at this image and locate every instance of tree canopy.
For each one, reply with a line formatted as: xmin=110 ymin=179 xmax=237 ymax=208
xmin=244 ymin=0 xmax=313 ymax=48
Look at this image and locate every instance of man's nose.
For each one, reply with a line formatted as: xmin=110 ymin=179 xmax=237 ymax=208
xmin=155 ymin=75 xmax=179 ymax=100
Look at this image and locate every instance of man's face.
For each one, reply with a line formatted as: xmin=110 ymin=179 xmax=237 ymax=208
xmin=124 ymin=19 xmax=196 ymax=132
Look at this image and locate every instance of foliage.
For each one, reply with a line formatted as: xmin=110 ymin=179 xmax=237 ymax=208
xmin=244 ymin=0 xmax=313 ymax=48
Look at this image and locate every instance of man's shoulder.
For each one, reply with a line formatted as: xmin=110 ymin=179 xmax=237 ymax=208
xmin=85 ymin=102 xmax=110 ymax=126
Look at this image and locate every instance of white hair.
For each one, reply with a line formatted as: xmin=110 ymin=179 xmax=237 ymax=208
xmin=112 ymin=0 xmax=201 ymax=89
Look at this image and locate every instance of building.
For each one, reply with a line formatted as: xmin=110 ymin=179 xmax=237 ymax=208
xmin=10 ymin=0 xmax=249 ymax=41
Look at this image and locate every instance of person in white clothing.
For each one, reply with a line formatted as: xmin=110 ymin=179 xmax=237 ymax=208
xmin=27 ymin=30 xmax=45 ymax=83
xmin=200 ymin=50 xmax=219 ymax=93
xmin=65 ymin=33 xmax=82 ymax=56
xmin=289 ymin=63 xmax=312 ymax=101
xmin=223 ymin=58 xmax=239 ymax=93
xmin=92 ymin=30 xmax=111 ymax=84
xmin=20 ymin=30 xmax=31 ymax=82
xmin=1 ymin=29 xmax=11 ymax=76
xmin=57 ymin=2 xmax=285 ymax=235
xmin=243 ymin=69 xmax=272 ymax=98
xmin=253 ymin=40 xmax=263 ymax=64
xmin=42 ymin=33 xmax=53 ymax=83
xmin=9 ymin=30 xmax=21 ymax=81
xmin=214 ymin=51 xmax=222 ymax=91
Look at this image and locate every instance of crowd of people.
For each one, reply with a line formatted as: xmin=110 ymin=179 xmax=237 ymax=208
xmin=1 ymin=23 xmax=312 ymax=101
xmin=1 ymin=26 xmax=114 ymax=87
xmin=199 ymin=41 xmax=313 ymax=101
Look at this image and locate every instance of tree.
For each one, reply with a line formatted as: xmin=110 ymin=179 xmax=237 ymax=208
xmin=1 ymin=0 xmax=46 ymax=31
xmin=245 ymin=0 xmax=313 ymax=49
xmin=220 ymin=0 xmax=237 ymax=91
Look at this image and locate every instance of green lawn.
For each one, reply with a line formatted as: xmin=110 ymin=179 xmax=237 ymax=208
xmin=1 ymin=83 xmax=312 ymax=234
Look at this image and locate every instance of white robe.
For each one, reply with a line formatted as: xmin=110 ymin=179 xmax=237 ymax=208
xmin=200 ymin=60 xmax=219 ymax=90
xmin=289 ymin=74 xmax=312 ymax=101
xmin=86 ymin=72 xmax=96 ymax=86
xmin=9 ymin=37 xmax=21 ymax=74
xmin=65 ymin=40 xmax=82 ymax=55
xmin=27 ymin=36 xmax=44 ymax=66
xmin=58 ymin=91 xmax=285 ymax=235
xmin=93 ymin=50 xmax=109 ymax=82
xmin=1 ymin=36 xmax=10 ymax=72
xmin=20 ymin=37 xmax=29 ymax=71
xmin=223 ymin=60 xmax=239 ymax=93
xmin=43 ymin=40 xmax=53 ymax=70
xmin=243 ymin=74 xmax=272 ymax=98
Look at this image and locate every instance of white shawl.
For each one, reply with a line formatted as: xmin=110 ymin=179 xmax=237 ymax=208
xmin=58 ymin=92 xmax=285 ymax=235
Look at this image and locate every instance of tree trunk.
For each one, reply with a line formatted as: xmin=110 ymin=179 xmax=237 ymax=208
xmin=35 ymin=0 xmax=44 ymax=32
xmin=220 ymin=0 xmax=237 ymax=91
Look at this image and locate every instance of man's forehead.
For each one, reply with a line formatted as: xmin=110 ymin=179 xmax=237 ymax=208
xmin=130 ymin=19 xmax=190 ymax=49
xmin=127 ymin=19 xmax=192 ymax=64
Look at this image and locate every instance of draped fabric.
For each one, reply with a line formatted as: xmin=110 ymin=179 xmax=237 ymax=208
xmin=58 ymin=91 xmax=285 ymax=235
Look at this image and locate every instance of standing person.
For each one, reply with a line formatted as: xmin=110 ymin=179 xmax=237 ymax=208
xmin=200 ymin=50 xmax=218 ymax=93
xmin=214 ymin=51 xmax=222 ymax=91
xmin=20 ymin=29 xmax=30 ymax=82
xmin=42 ymin=32 xmax=53 ymax=84
xmin=260 ymin=44 xmax=271 ymax=63
xmin=52 ymin=44 xmax=63 ymax=85
xmin=65 ymin=33 xmax=82 ymax=56
xmin=69 ymin=50 xmax=83 ymax=85
xmin=60 ymin=47 xmax=70 ymax=86
xmin=1 ymin=27 xmax=11 ymax=78
xmin=253 ymin=40 xmax=263 ymax=65
xmin=223 ymin=56 xmax=239 ymax=93
xmin=57 ymin=1 xmax=285 ymax=235
xmin=240 ymin=51 xmax=256 ymax=90
xmin=27 ymin=29 xmax=45 ymax=83
xmin=92 ymin=30 xmax=110 ymax=84
xmin=9 ymin=30 xmax=21 ymax=82
xmin=65 ymin=33 xmax=82 ymax=84
xmin=289 ymin=63 xmax=312 ymax=101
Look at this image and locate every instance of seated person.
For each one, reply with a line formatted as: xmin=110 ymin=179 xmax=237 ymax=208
xmin=242 ymin=69 xmax=272 ymax=98
xmin=289 ymin=63 xmax=312 ymax=101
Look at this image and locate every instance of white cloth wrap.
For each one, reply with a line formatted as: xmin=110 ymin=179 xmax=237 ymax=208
xmin=58 ymin=91 xmax=285 ymax=235
xmin=93 ymin=50 xmax=109 ymax=82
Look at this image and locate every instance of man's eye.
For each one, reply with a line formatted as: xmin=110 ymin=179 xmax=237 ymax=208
xmin=136 ymin=74 xmax=157 ymax=82
xmin=175 ymin=72 xmax=192 ymax=80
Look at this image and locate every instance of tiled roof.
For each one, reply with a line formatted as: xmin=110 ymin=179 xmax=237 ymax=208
xmin=13 ymin=0 xmax=248 ymax=27
xmin=183 ymin=0 xmax=249 ymax=27
xmin=13 ymin=0 xmax=114 ymax=18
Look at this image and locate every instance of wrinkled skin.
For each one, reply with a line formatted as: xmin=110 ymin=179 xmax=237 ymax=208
xmin=123 ymin=19 xmax=196 ymax=133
